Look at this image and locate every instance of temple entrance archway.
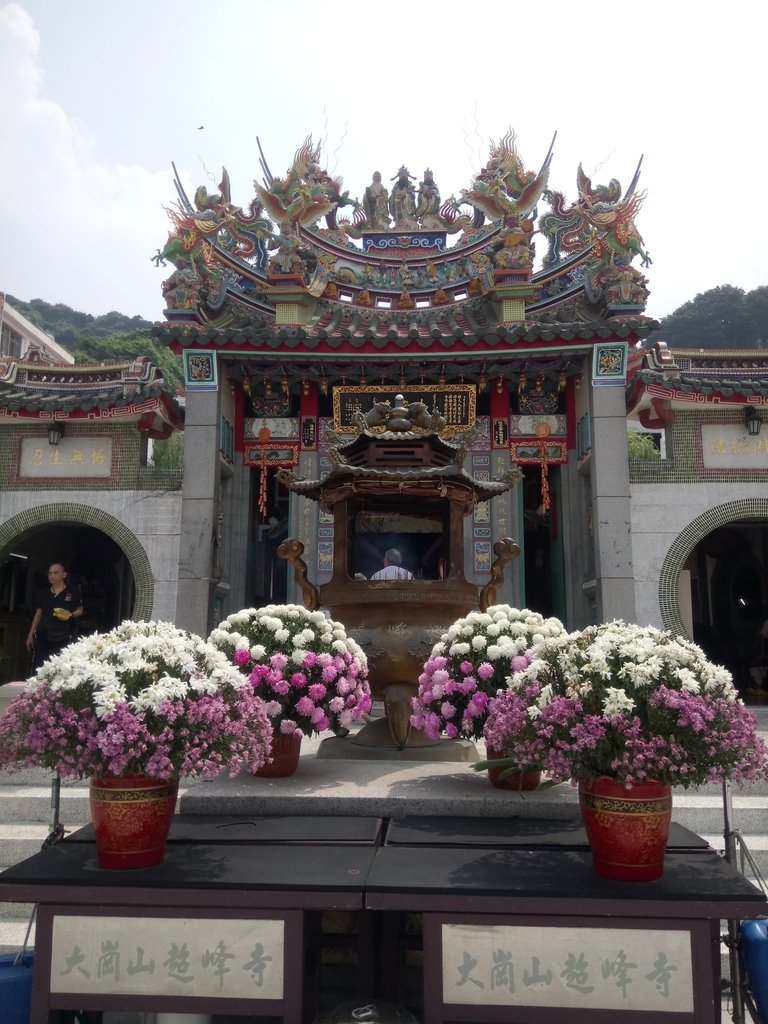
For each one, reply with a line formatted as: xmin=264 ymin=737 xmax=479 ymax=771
xmin=0 ymin=504 xmax=152 ymax=681
xmin=660 ymin=501 xmax=768 ymax=696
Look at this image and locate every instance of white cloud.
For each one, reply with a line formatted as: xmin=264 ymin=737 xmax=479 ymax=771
xmin=1 ymin=0 xmax=766 ymax=324
xmin=0 ymin=2 xmax=169 ymax=319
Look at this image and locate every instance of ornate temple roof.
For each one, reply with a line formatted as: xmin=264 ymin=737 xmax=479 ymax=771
xmin=626 ymin=343 xmax=768 ymax=424
xmin=0 ymin=356 xmax=183 ymax=438
xmin=153 ymin=130 xmax=657 ymax=354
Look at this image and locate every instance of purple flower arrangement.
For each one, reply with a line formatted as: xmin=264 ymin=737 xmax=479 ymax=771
xmin=209 ymin=604 xmax=371 ymax=738
xmin=0 ymin=620 xmax=273 ymax=781
xmin=481 ymin=620 xmax=768 ymax=788
xmin=410 ymin=606 xmax=568 ymax=741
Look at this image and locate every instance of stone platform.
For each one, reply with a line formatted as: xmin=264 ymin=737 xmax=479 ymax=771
xmin=179 ymin=726 xmax=580 ymax=820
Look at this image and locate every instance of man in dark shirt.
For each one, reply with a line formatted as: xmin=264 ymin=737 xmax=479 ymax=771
xmin=26 ymin=562 xmax=84 ymax=671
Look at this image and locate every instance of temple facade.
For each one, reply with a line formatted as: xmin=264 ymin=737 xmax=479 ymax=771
xmin=1 ymin=131 xmax=766 ymax=693
xmin=153 ymin=131 xmax=658 ymax=638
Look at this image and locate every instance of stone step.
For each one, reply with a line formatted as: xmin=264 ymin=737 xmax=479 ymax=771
xmin=0 ymin=895 xmax=36 ymax=923
xmin=0 ymin=784 xmax=90 ymax=826
xmin=0 ymin=916 xmax=35 ymax=956
xmin=672 ymin=794 xmax=768 ymax=836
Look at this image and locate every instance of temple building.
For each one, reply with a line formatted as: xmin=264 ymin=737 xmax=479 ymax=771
xmin=1 ymin=130 xmax=767 ymax=692
xmin=153 ymin=131 xmax=658 ymax=637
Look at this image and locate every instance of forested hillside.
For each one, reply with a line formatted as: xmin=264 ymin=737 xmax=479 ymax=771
xmin=656 ymin=285 xmax=768 ymax=349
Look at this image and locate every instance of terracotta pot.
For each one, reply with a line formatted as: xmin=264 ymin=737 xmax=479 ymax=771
xmin=89 ymin=774 xmax=178 ymax=869
xmin=486 ymin=748 xmax=542 ymax=790
xmin=578 ymin=776 xmax=672 ymax=882
xmin=254 ymin=730 xmax=302 ymax=778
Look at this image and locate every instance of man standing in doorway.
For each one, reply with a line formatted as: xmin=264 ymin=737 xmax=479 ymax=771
xmin=26 ymin=563 xmax=84 ymax=672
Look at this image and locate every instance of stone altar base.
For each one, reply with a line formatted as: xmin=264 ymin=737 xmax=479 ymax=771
xmin=179 ymin=734 xmax=579 ymax=819
xmin=316 ymin=724 xmax=478 ymax=763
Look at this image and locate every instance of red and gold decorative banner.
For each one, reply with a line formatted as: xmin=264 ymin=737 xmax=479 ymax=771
xmin=510 ymin=439 xmax=567 ymax=464
xmin=511 ymin=439 xmax=567 ymax=515
xmin=243 ymin=428 xmax=299 ymax=516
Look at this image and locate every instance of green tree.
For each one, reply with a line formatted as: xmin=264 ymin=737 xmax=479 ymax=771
xmin=6 ymin=295 xmax=153 ymax=348
xmin=150 ymin=431 xmax=184 ymax=468
xmin=657 ymin=285 xmax=761 ymax=348
xmin=628 ymin=431 xmax=661 ymax=460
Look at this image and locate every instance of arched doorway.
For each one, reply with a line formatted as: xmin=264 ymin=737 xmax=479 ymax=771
xmin=0 ymin=504 xmax=153 ymax=682
xmin=659 ymin=500 xmax=768 ymax=696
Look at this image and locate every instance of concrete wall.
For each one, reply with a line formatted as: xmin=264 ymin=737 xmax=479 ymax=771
xmin=0 ymin=489 xmax=182 ymax=622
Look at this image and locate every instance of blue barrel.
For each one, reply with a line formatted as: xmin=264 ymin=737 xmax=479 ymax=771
xmin=0 ymin=951 xmax=33 ymax=1024
xmin=741 ymin=919 xmax=768 ymax=1023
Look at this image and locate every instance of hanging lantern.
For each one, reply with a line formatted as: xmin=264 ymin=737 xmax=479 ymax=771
xmin=478 ymin=364 xmax=487 ymax=393
xmin=263 ymin=376 xmax=272 ymax=398
xmin=558 ymin=369 xmax=567 ymax=394
xmin=496 ymin=375 xmax=505 ymax=395
xmin=320 ymin=369 xmax=328 ymax=396
xmin=518 ymin=371 xmax=527 ymax=397
xmin=281 ymin=368 xmax=290 ymax=399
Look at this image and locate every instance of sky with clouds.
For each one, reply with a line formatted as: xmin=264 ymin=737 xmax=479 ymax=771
xmin=0 ymin=0 xmax=765 ymax=325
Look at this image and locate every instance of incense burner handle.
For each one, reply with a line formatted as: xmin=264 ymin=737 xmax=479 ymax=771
xmin=479 ymin=537 xmax=521 ymax=612
xmin=277 ymin=538 xmax=321 ymax=611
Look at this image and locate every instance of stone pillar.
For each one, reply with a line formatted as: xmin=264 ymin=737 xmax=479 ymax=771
xmin=589 ymin=383 xmax=636 ymax=623
xmin=219 ymin=458 xmax=252 ymax=615
xmin=176 ymin=387 xmax=221 ymax=636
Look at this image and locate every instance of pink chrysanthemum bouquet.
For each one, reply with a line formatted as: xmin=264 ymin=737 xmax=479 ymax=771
xmin=209 ymin=604 xmax=371 ymax=738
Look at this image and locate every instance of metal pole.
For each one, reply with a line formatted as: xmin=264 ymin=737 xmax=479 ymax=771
xmin=723 ymin=780 xmax=747 ymax=1023
xmin=42 ymin=771 xmax=64 ymax=848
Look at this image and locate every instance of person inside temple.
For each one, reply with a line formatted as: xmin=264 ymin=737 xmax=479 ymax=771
xmin=369 ymin=548 xmax=415 ymax=581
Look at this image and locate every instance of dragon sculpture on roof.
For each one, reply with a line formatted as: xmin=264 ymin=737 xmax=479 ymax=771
xmin=254 ymin=135 xmax=358 ymax=235
xmin=459 ymin=129 xmax=555 ymax=228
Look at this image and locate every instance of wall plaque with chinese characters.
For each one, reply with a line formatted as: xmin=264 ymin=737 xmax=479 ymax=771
xmin=332 ymin=384 xmax=476 ymax=436
xmin=19 ymin=437 xmax=114 ymax=479
xmin=441 ymin=923 xmax=693 ymax=1012
xmin=701 ymin=424 xmax=768 ymax=470
xmin=50 ymin=915 xmax=284 ymax=1000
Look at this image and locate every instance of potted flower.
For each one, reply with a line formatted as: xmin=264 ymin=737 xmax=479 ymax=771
xmin=481 ymin=620 xmax=768 ymax=879
xmin=409 ymin=605 xmax=567 ymax=751
xmin=209 ymin=604 xmax=371 ymax=775
xmin=0 ymin=620 xmax=273 ymax=868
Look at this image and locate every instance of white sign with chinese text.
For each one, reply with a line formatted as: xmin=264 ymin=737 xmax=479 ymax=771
xmin=441 ymin=924 xmax=693 ymax=1012
xmin=20 ymin=437 xmax=113 ymax=478
xmin=50 ymin=915 xmax=284 ymax=1000
xmin=701 ymin=425 xmax=768 ymax=470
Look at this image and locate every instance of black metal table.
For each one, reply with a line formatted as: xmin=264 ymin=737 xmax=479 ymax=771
xmin=367 ymin=817 xmax=766 ymax=1024
xmin=0 ymin=815 xmax=764 ymax=1024
xmin=0 ymin=816 xmax=382 ymax=1023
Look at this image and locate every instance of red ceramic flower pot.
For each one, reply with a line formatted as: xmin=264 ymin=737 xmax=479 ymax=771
xmin=254 ymin=731 xmax=302 ymax=778
xmin=486 ymin=748 xmax=542 ymax=790
xmin=89 ymin=774 xmax=178 ymax=869
xmin=579 ymin=776 xmax=672 ymax=882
